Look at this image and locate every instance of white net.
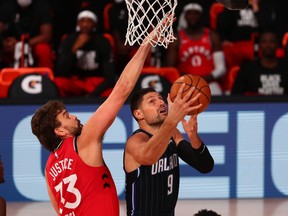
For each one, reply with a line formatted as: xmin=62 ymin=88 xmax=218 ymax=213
xmin=124 ymin=0 xmax=178 ymax=48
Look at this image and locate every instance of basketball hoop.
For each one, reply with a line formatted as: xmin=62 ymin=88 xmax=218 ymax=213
xmin=124 ymin=0 xmax=177 ymax=48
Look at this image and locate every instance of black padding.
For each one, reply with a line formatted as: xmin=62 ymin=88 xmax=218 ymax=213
xmin=217 ymin=0 xmax=248 ymax=10
xmin=8 ymin=73 xmax=59 ymax=98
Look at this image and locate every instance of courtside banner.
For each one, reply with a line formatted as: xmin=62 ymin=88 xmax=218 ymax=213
xmin=0 ymin=102 xmax=287 ymax=201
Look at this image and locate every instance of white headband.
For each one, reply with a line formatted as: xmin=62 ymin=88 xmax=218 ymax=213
xmin=17 ymin=0 xmax=32 ymax=7
xmin=77 ymin=10 xmax=97 ymax=23
xmin=183 ymin=3 xmax=203 ymax=13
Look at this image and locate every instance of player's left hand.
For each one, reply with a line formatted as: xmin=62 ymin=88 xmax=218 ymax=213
xmin=181 ymin=114 xmax=198 ymax=136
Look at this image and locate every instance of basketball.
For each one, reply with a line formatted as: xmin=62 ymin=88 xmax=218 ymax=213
xmin=169 ymin=74 xmax=211 ymax=115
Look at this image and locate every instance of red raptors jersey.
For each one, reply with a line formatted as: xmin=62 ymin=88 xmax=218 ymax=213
xmin=46 ymin=137 xmax=119 ymax=216
xmin=178 ymin=28 xmax=215 ymax=77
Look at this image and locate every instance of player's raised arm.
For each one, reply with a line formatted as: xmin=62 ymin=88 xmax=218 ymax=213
xmin=80 ymin=15 xmax=176 ymax=143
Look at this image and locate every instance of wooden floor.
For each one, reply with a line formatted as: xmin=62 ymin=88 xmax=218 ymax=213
xmin=6 ymin=199 xmax=288 ymax=216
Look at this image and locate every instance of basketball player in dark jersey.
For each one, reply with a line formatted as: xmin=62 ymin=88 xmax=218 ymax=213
xmin=124 ymin=87 xmax=214 ymax=216
xmin=30 ymin=17 xmax=174 ymax=215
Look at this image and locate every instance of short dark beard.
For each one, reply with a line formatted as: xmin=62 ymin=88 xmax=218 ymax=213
xmin=74 ymin=123 xmax=83 ymax=136
xmin=148 ymin=114 xmax=165 ymax=127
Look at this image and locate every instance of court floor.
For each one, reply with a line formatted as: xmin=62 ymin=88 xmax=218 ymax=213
xmin=6 ymin=198 xmax=288 ymax=216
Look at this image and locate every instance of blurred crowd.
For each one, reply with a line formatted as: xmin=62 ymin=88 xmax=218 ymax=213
xmin=0 ymin=0 xmax=288 ymax=98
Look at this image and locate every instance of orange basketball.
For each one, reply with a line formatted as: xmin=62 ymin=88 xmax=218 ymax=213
xmin=169 ymin=74 xmax=211 ymax=115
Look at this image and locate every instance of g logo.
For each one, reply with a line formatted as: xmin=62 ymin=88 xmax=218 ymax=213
xmin=21 ymin=75 xmax=42 ymax=94
xmin=141 ymin=75 xmax=163 ymax=92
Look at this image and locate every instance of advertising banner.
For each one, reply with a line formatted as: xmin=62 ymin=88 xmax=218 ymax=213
xmin=0 ymin=102 xmax=287 ymax=201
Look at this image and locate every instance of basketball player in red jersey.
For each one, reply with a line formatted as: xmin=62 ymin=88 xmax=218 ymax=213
xmin=166 ymin=2 xmax=226 ymax=95
xmin=30 ymin=17 xmax=173 ymax=215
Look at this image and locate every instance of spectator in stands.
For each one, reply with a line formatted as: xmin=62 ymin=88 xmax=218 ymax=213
xmin=216 ymin=0 xmax=276 ymax=69
xmin=54 ymin=10 xmax=117 ymax=98
xmin=0 ymin=0 xmax=54 ymax=69
xmin=0 ymin=157 xmax=6 ymax=216
xmin=51 ymin=0 xmax=113 ymax=52
xmin=217 ymin=0 xmax=260 ymax=43
xmin=166 ymin=2 xmax=226 ymax=95
xmin=194 ymin=209 xmax=221 ymax=216
xmin=231 ymin=30 xmax=288 ymax=95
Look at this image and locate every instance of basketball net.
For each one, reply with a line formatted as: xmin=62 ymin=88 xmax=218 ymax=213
xmin=124 ymin=0 xmax=177 ymax=48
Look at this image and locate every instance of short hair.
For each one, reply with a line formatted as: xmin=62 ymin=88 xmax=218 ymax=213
xmin=259 ymin=29 xmax=278 ymax=41
xmin=31 ymin=100 xmax=66 ymax=152
xmin=129 ymin=87 xmax=157 ymax=120
xmin=194 ymin=209 xmax=221 ymax=216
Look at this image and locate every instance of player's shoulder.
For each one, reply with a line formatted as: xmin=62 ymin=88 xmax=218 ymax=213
xmin=127 ymin=130 xmax=150 ymax=144
xmin=128 ymin=131 xmax=148 ymax=140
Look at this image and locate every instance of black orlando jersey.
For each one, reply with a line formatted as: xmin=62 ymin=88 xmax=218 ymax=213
xmin=125 ymin=129 xmax=180 ymax=216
